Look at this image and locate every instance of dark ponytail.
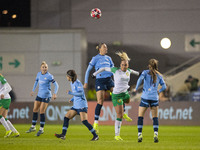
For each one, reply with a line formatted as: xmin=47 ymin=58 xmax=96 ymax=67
xmin=66 ymin=70 xmax=77 ymax=83
xmin=96 ymin=43 xmax=105 ymax=52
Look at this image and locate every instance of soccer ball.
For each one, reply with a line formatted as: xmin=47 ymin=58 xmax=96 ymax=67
xmin=90 ymin=8 xmax=102 ymax=19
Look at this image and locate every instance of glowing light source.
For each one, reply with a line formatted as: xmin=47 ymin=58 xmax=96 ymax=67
xmin=160 ymin=38 xmax=171 ymax=49
xmin=2 ymin=10 xmax=8 ymax=14
xmin=12 ymin=14 xmax=17 ymax=19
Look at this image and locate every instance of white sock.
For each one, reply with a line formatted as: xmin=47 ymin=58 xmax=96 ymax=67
xmin=0 ymin=117 xmax=10 ymax=131
xmin=154 ymin=132 xmax=158 ymax=135
xmin=31 ymin=125 xmax=35 ymax=128
xmin=115 ymin=119 xmax=122 ymax=136
xmin=6 ymin=120 xmax=18 ymax=133
xmin=40 ymin=127 xmax=44 ymax=131
xmin=138 ymin=132 xmax=142 ymax=136
xmin=94 ymin=120 xmax=98 ymax=124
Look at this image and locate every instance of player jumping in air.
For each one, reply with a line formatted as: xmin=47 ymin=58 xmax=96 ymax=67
xmin=84 ymin=43 xmax=132 ymax=134
xmin=93 ymin=51 xmax=139 ymax=140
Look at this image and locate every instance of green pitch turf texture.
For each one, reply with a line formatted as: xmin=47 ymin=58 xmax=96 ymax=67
xmin=0 ymin=124 xmax=199 ymax=150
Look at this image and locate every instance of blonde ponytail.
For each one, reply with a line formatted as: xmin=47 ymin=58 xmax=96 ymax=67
xmin=116 ymin=51 xmax=130 ymax=61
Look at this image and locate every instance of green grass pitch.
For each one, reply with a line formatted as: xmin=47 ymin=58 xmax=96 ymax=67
xmin=0 ymin=124 xmax=200 ymax=150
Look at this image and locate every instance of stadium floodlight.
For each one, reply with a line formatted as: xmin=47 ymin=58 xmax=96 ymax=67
xmin=160 ymin=37 xmax=171 ymax=49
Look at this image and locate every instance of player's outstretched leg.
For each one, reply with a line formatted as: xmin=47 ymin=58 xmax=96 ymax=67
xmin=82 ymin=120 xmax=99 ymax=141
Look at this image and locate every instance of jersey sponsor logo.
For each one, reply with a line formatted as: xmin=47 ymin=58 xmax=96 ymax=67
xmin=97 ymin=86 xmax=100 ymax=89
xmin=44 ymin=77 xmax=47 ymax=80
xmin=39 ymin=80 xmax=46 ymax=84
xmin=100 ymin=62 xmax=110 ymax=65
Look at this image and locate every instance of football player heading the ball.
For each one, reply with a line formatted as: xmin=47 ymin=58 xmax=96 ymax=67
xmin=92 ymin=51 xmax=139 ymax=140
xmin=84 ymin=43 xmax=114 ymax=133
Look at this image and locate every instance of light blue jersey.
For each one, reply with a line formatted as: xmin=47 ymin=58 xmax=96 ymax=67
xmin=135 ymin=70 xmax=166 ymax=101
xmin=32 ymin=72 xmax=59 ymax=98
xmin=84 ymin=54 xmax=114 ymax=83
xmin=68 ymin=79 xmax=88 ymax=109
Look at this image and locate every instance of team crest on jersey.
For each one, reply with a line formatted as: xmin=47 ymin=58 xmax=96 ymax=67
xmin=97 ymin=86 xmax=100 ymax=89
xmin=44 ymin=77 xmax=47 ymax=80
xmin=126 ymin=72 xmax=129 ymax=76
xmin=117 ymin=99 xmax=122 ymax=103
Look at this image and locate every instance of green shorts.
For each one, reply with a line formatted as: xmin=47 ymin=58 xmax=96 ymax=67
xmin=0 ymin=99 xmax=11 ymax=110
xmin=112 ymin=91 xmax=130 ymax=107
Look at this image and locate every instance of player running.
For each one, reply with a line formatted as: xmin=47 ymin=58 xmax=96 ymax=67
xmin=0 ymin=73 xmax=20 ymax=138
xmin=133 ymin=59 xmax=166 ymax=143
xmin=26 ymin=61 xmax=59 ymax=136
xmin=93 ymin=51 xmax=139 ymax=140
xmin=55 ymin=70 xmax=99 ymax=141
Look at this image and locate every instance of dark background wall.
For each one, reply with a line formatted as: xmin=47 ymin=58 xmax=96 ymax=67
xmin=30 ymin=0 xmax=200 ymax=86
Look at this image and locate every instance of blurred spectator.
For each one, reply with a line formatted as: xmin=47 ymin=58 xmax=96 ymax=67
xmin=185 ymin=75 xmax=199 ymax=92
xmin=159 ymin=84 xmax=171 ymax=102
xmin=86 ymin=85 xmax=96 ymax=101
xmin=173 ymin=81 xmax=191 ymax=101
